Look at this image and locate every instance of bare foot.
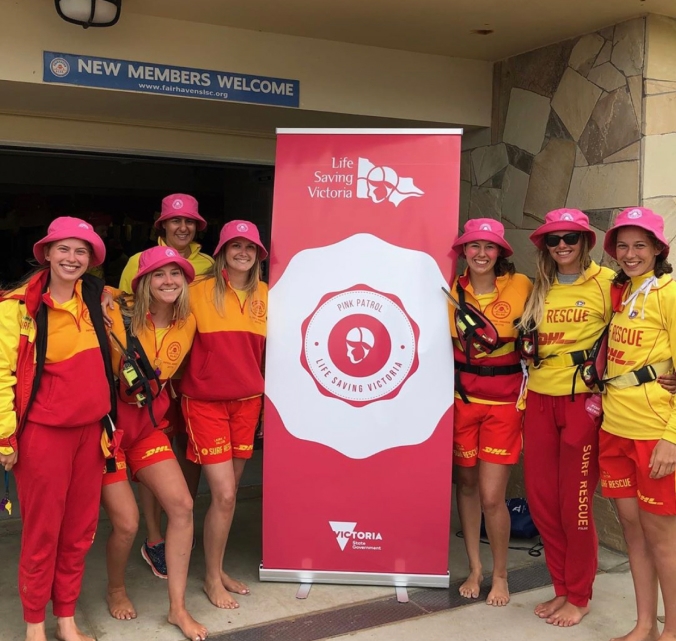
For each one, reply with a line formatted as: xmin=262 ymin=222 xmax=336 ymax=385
xmin=54 ymin=617 xmax=94 ymax=641
xmin=168 ymin=607 xmax=209 ymax=641
xmin=221 ymin=570 xmax=250 ymax=595
xmin=459 ymin=568 xmax=483 ymax=599
xmin=547 ymin=601 xmax=590 ymax=627
xmin=534 ymin=595 xmax=566 ymax=618
xmin=486 ymin=576 xmax=510 ymax=606
xmin=26 ymin=622 xmax=47 ymax=641
xmin=609 ymin=623 xmax=660 ymax=641
xmin=203 ymin=580 xmax=239 ymax=609
xmin=106 ymin=587 xmax=137 ymax=620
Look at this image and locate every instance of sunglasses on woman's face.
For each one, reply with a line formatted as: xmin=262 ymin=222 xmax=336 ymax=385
xmin=545 ymin=232 xmax=581 ymax=248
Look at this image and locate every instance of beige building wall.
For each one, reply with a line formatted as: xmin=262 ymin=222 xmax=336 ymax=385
xmin=0 ymin=0 xmax=492 ymax=162
xmin=643 ymin=14 xmax=676 ymax=243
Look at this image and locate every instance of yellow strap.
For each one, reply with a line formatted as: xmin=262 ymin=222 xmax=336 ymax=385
xmin=606 ymin=359 xmax=673 ymax=390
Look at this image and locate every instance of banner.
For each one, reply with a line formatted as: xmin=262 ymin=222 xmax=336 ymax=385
xmin=261 ymin=129 xmax=461 ymax=587
xmin=43 ymin=52 xmax=300 ymax=108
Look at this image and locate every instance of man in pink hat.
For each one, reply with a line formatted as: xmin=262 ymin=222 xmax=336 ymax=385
xmin=117 ymin=194 xmax=213 ymax=579
xmin=598 ymin=207 xmax=676 ymax=641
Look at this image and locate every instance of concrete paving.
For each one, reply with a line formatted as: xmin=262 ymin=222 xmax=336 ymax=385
xmin=0 ymin=455 xmax=648 ymax=641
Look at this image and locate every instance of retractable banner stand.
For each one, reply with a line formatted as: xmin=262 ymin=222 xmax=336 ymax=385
xmin=261 ymin=129 xmax=461 ymax=588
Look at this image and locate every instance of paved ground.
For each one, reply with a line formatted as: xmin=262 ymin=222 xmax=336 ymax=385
xmin=0 ymin=452 xmax=659 ymax=641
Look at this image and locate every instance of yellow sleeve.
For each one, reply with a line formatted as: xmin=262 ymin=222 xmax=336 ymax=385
xmin=118 ymin=253 xmax=141 ymax=294
xmin=0 ymin=300 xmax=22 ymax=454
xmin=662 ymin=288 xmax=676 ymax=445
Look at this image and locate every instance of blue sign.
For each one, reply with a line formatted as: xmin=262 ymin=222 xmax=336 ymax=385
xmin=43 ymin=51 xmax=300 ymax=108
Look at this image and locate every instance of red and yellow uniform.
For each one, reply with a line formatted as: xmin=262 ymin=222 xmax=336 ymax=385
xmin=600 ymin=272 xmax=676 ymax=514
xmin=0 ymin=272 xmax=110 ymax=624
xmin=103 ymin=301 xmax=196 ymax=485
xmin=450 ymin=271 xmax=532 ymax=466
xmin=181 ymin=274 xmax=267 ymax=464
xmin=119 ymin=239 xmax=212 ymax=437
xmin=523 ymin=260 xmax=614 ymax=609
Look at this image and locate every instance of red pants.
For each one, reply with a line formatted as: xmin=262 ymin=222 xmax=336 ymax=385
xmin=523 ymin=391 xmax=600 ymax=607
xmin=14 ymin=421 xmax=104 ymax=623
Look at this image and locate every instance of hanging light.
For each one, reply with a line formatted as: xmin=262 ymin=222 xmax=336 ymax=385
xmin=55 ymin=0 xmax=121 ymax=28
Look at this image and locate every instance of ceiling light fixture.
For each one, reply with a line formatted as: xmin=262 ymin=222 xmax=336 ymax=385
xmin=55 ymin=0 xmax=121 ymax=28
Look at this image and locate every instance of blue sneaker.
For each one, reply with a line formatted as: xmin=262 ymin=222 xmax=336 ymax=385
xmin=141 ymin=539 xmax=167 ymax=579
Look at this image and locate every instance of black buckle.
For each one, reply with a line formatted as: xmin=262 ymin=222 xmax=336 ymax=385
xmin=478 ymin=366 xmax=494 ymax=376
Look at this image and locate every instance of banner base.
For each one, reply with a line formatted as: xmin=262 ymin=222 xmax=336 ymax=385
xmin=259 ymin=565 xmax=450 ymax=589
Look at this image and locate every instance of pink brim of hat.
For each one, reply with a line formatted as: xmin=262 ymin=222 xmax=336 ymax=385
xmin=452 ymin=230 xmax=513 ymax=258
xmin=154 ymin=211 xmax=207 ymax=232
xmin=33 ymin=230 xmax=106 ymax=267
xmin=214 ymin=236 xmax=268 ymax=261
xmin=131 ymin=257 xmax=196 ymax=293
xmin=530 ymin=222 xmax=597 ymax=251
xmin=603 ymin=223 xmax=670 ymax=259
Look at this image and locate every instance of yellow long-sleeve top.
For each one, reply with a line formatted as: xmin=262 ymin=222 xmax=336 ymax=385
xmin=119 ymin=238 xmax=213 ymax=294
xmin=0 ymin=276 xmax=110 ymax=455
xmin=180 ymin=274 xmax=267 ymax=402
xmin=527 ymin=261 xmax=615 ymax=396
xmin=602 ymin=272 xmax=676 ymax=444
xmin=451 ymin=271 xmax=532 ymax=404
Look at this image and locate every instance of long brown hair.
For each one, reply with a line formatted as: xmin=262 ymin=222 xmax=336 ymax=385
xmin=518 ymin=233 xmax=592 ymax=330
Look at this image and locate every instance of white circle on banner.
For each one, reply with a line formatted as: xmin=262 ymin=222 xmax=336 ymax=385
xmin=50 ymin=58 xmax=70 ymax=77
xmin=302 ymin=288 xmax=417 ymax=405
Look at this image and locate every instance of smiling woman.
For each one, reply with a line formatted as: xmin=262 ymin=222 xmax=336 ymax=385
xmin=0 ymin=217 xmax=113 ymax=641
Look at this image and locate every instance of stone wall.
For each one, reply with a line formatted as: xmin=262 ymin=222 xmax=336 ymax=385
xmin=460 ymin=17 xmax=647 ymax=280
xmin=462 ymin=18 xmax=668 ymax=554
xmin=643 ymin=14 xmax=676 ymax=242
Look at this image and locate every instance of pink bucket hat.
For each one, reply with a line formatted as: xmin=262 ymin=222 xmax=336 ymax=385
xmin=214 ymin=220 xmax=268 ymax=260
xmin=154 ymin=193 xmax=207 ymax=231
xmin=603 ymin=207 xmax=670 ymax=259
xmin=33 ymin=217 xmax=106 ymax=267
xmin=452 ymin=218 xmax=513 ymax=258
xmin=529 ymin=208 xmax=596 ymax=251
xmin=131 ymin=246 xmax=196 ymax=293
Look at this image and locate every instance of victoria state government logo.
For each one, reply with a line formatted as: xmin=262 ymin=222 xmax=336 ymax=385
xmin=301 ymin=285 xmax=419 ymax=407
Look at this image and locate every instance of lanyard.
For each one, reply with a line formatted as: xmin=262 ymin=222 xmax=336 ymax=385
xmin=1 ymin=471 xmax=12 ymax=515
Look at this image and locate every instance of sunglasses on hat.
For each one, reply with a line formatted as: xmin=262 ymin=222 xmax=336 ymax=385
xmin=545 ymin=232 xmax=581 ymax=248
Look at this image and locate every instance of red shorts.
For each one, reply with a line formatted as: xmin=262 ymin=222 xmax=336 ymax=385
xmin=162 ymin=394 xmax=186 ymax=440
xmin=182 ymin=395 xmax=262 ymax=465
xmin=599 ymin=430 xmax=676 ymax=515
xmin=453 ymin=401 xmax=523 ymax=467
xmin=102 ymin=430 xmax=175 ymax=486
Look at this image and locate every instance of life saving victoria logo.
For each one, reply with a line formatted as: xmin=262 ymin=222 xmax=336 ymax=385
xmin=301 ymin=285 xmax=419 ymax=407
xmin=307 ymin=156 xmax=424 ymax=206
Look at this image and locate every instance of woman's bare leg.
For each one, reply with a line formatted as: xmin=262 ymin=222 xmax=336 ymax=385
xmin=138 ymin=460 xmax=208 ymax=641
xmin=100 ymin=481 xmax=139 ymax=620
xmin=455 ymin=465 xmax=484 ymax=598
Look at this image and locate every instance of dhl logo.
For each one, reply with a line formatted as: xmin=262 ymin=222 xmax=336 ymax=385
xmin=607 ymin=348 xmax=637 ymax=366
xmin=538 ymin=332 xmax=576 ymax=346
xmin=482 ymin=447 xmax=510 ymax=456
xmin=141 ymin=445 xmax=172 ymax=460
xmin=638 ymin=490 xmax=663 ymax=506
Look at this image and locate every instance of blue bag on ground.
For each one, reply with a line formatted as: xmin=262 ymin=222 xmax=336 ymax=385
xmin=481 ymin=498 xmax=539 ymax=539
